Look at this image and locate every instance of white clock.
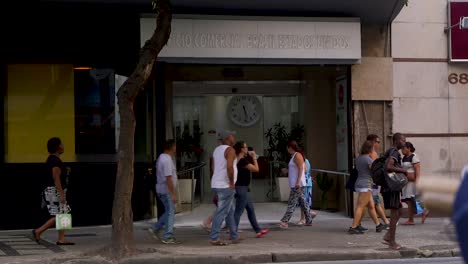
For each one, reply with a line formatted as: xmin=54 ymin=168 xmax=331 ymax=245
xmin=227 ymin=96 xmax=262 ymax=127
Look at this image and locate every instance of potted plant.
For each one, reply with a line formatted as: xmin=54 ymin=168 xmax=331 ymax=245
xmin=316 ymin=172 xmax=334 ymax=210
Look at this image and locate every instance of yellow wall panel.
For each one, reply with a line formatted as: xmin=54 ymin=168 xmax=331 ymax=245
xmin=6 ymin=64 xmax=76 ymax=162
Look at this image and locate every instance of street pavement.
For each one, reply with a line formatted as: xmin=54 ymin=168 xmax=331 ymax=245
xmin=275 ymin=257 xmax=463 ymax=264
xmin=0 ymin=203 xmax=461 ymax=264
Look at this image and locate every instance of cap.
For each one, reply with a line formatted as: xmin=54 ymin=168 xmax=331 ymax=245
xmin=217 ymin=129 xmax=236 ymax=140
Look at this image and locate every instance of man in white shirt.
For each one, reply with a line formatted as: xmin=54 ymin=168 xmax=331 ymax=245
xmin=209 ymin=130 xmax=239 ymax=246
xmin=152 ymin=139 xmax=178 ymax=244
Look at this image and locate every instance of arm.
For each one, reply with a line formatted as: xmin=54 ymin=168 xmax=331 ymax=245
xmin=225 ymin=147 xmax=236 ymax=189
xmin=385 ymin=157 xmax=407 ymax=174
xmin=246 ymin=152 xmax=259 ymax=172
xmin=294 ymin=153 xmax=305 ymax=188
xmin=165 ymin=175 xmax=177 ymax=203
xmin=210 ymin=157 xmax=214 ymax=178
xmin=52 ymin=167 xmax=66 ymax=203
xmin=414 ymin=163 xmax=421 ymax=180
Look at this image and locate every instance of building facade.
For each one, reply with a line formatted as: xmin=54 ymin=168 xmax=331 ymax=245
xmin=391 ymin=0 xmax=468 ymax=180
xmin=0 ymin=0 xmax=407 ymax=229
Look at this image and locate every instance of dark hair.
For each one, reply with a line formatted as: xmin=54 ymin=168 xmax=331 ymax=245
xmin=366 ymin=134 xmax=379 ymax=142
xmin=288 ymin=140 xmax=305 ymax=161
xmin=164 ymin=139 xmax=176 ymax=151
xmin=405 ymin=142 xmax=416 ymax=153
xmin=393 ymin=133 xmax=404 ymax=143
xmin=233 ymin=141 xmax=246 ymax=155
xmin=360 ymin=140 xmax=374 ymax=155
xmin=47 ymin=137 xmax=62 ymax=154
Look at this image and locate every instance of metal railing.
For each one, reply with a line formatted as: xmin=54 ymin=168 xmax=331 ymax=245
xmin=177 ymin=162 xmax=206 ymax=211
xmin=310 ymin=169 xmax=350 ymax=215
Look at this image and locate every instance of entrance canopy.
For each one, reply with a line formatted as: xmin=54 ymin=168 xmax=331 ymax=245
xmin=46 ymin=0 xmax=406 ymax=24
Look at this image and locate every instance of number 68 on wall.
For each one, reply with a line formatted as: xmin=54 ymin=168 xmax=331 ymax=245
xmin=448 ymin=73 xmax=468 ymax=85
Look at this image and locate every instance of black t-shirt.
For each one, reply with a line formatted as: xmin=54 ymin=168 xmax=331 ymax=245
xmin=45 ymin=155 xmax=67 ymax=189
xmin=236 ymin=158 xmax=251 ymax=187
xmin=385 ymin=147 xmax=402 ymax=168
xmin=382 ymin=147 xmax=402 ymax=192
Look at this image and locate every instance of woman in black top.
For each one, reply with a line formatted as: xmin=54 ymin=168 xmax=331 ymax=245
xmin=32 ymin=137 xmax=74 ymax=246
xmin=233 ymin=141 xmax=269 ymax=238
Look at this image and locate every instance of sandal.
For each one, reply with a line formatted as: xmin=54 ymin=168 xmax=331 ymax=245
xmin=296 ymin=220 xmax=305 ymax=226
xmin=402 ymin=221 xmax=415 ymax=225
xmin=256 ymin=229 xmax=269 ymax=238
xmin=389 ymin=243 xmax=402 ymax=250
xmin=279 ymin=222 xmax=289 ymax=229
xmin=210 ymin=240 xmax=228 ymax=246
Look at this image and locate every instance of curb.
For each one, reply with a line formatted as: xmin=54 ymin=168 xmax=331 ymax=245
xmin=39 ymin=248 xmax=461 ymax=264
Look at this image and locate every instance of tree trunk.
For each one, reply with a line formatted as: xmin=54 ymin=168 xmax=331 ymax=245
xmin=111 ymin=0 xmax=172 ymax=257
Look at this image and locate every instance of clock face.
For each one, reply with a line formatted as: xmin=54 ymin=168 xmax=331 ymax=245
xmin=227 ymin=96 xmax=262 ymax=127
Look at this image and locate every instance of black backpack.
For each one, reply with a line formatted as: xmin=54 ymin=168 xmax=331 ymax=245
xmin=371 ymin=157 xmax=387 ymax=186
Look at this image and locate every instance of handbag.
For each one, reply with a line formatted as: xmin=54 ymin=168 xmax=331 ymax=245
xmin=386 ymin=172 xmax=408 ymax=191
xmin=56 ymin=204 xmax=72 ymax=230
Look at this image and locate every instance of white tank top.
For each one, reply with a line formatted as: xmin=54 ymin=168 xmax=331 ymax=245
xmin=211 ymin=145 xmax=238 ymax=188
xmin=288 ymin=152 xmax=306 ymax=188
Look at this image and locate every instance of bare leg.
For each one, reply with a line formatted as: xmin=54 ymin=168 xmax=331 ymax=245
xmin=407 ymin=198 xmax=415 ymax=223
xmin=367 ymin=197 xmax=380 ymax=225
xmin=35 ymin=217 xmax=56 ymax=239
xmin=375 ymin=204 xmax=390 ymax=225
xmin=352 ymin=192 xmax=370 ymax=228
xmin=384 ymin=208 xmax=402 ymax=249
xmin=300 ymin=211 xmax=305 ymax=223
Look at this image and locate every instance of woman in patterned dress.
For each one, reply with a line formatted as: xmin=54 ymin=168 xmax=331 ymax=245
xmin=32 ymin=137 xmax=74 ymax=246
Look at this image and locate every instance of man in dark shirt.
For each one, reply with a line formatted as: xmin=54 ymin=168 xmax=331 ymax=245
xmin=382 ymin=133 xmax=414 ymax=250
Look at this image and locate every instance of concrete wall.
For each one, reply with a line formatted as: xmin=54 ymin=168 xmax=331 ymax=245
xmin=392 ymin=0 xmax=468 ymax=178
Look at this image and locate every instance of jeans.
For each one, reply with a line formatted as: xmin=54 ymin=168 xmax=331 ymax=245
xmin=281 ymin=187 xmax=312 ymax=224
xmin=153 ymin=193 xmax=175 ymax=240
xmin=234 ymin=186 xmax=261 ymax=233
xmin=210 ymin=188 xmax=238 ymax=241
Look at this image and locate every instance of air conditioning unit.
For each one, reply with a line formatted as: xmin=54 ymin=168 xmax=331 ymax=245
xmin=461 ymin=17 xmax=468 ymax=29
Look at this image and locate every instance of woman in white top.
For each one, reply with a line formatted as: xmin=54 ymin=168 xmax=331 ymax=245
xmin=279 ymin=140 xmax=313 ymax=229
xmin=401 ymin=142 xmax=429 ymax=225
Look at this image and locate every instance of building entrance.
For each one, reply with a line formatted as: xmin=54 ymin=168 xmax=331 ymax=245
xmin=164 ymin=64 xmax=351 ymax=211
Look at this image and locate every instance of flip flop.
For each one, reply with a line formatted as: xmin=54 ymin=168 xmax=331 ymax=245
xmin=279 ymin=222 xmax=289 ymax=229
xmin=210 ymin=240 xmax=228 ymax=246
xmin=402 ymin=221 xmax=415 ymax=225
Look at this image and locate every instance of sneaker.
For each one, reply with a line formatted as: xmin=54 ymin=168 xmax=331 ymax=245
xmin=357 ymin=225 xmax=368 ymax=232
xmin=376 ymin=223 xmax=386 ymax=233
xmin=383 ymin=224 xmax=390 ymax=230
xmin=161 ymin=237 xmax=180 ymax=244
xmin=348 ymin=227 xmax=364 ymax=235
xmin=148 ymin=227 xmax=162 ymax=240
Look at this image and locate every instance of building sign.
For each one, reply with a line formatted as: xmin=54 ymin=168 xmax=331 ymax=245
xmin=140 ymin=17 xmax=361 ymax=62
xmin=449 ymin=1 xmax=468 ymax=62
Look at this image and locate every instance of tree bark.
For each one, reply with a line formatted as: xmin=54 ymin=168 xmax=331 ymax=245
xmin=111 ymin=0 xmax=172 ymax=257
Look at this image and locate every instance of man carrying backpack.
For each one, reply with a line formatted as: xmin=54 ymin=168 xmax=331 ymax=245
xmin=381 ymin=133 xmax=415 ymax=250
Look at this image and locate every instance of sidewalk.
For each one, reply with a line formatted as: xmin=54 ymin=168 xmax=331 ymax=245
xmin=0 ymin=203 xmax=460 ymax=263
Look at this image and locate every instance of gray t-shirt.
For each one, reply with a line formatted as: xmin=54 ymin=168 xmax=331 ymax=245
xmin=355 ymin=155 xmax=374 ymax=190
xmin=155 ymin=153 xmax=178 ymax=194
